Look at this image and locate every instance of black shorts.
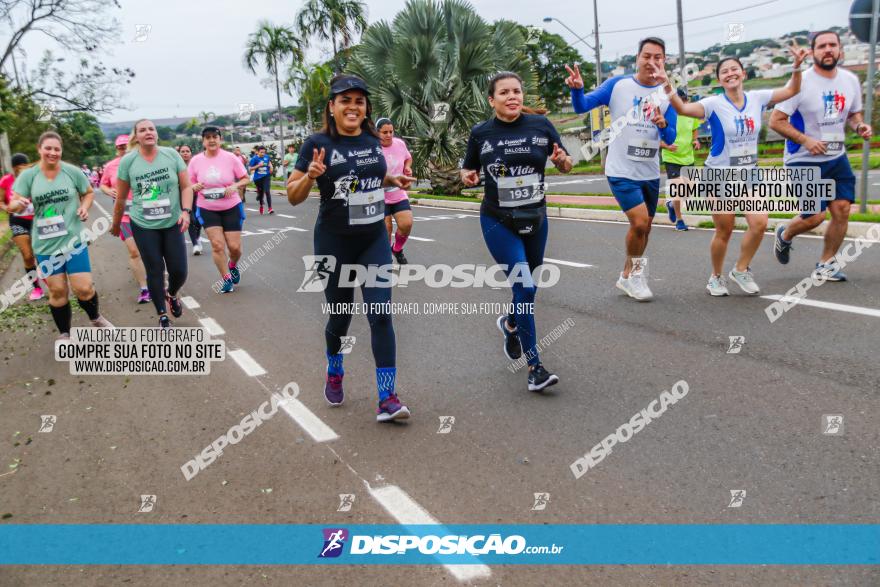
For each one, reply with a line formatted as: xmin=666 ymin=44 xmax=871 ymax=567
xmin=384 ymin=199 xmax=412 ymax=216
xmin=254 ymin=175 xmax=271 ymax=194
xmin=665 ymin=162 xmax=684 ymax=180
xmin=196 ymin=203 xmax=245 ymax=232
xmin=9 ymin=215 xmax=32 ymax=237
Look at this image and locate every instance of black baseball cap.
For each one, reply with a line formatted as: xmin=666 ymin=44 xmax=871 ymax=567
xmin=330 ymin=75 xmax=370 ymax=97
xmin=11 ymin=153 xmax=29 ymax=167
xmin=201 ymin=125 xmax=222 ymax=137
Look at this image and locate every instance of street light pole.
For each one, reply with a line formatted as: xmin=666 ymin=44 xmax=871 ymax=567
xmin=545 ymin=4 xmax=604 ymax=166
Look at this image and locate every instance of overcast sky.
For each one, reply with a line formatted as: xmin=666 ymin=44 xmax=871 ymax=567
xmin=14 ymin=0 xmax=854 ymax=122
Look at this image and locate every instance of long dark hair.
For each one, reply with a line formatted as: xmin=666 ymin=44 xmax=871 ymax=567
xmin=319 ymin=75 xmax=379 ymax=139
xmin=487 ymin=71 xmax=546 ymax=116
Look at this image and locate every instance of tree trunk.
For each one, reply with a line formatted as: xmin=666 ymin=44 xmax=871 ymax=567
xmin=305 ymin=95 xmax=313 ymax=131
xmin=427 ymin=161 xmax=465 ymax=196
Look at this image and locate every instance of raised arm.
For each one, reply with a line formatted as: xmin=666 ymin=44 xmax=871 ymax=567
xmin=770 ymin=43 xmax=807 ymax=104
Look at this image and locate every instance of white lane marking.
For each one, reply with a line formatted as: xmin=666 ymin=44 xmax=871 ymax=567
xmin=407 ymin=236 xmax=434 ymax=242
xmin=181 ymin=296 xmax=200 ymax=309
xmin=761 ymin=295 xmax=880 ymax=318
xmin=228 ymin=349 xmax=267 ymax=376
xmin=276 ymin=213 xmax=296 ymax=218
xmin=544 ymin=257 xmax=594 ymax=268
xmin=284 ymin=227 xmax=309 ymax=232
xmin=278 ymin=399 xmax=339 ymax=443
xmin=198 ymin=317 xmax=225 ymax=336
xmin=368 ymin=484 xmax=492 ymax=582
xmin=245 ymin=207 xmax=259 ymax=212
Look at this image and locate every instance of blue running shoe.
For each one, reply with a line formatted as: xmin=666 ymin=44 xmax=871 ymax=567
xmin=219 ymin=278 xmax=234 ymax=294
xmin=376 ymin=394 xmax=410 ymax=422
xmin=774 ymin=224 xmax=792 ymax=265
xmin=666 ymin=199 xmax=676 ymax=222
xmin=675 ymin=219 xmax=688 ymax=231
xmin=230 ymin=265 xmax=241 ymax=284
xmin=814 ymin=262 xmax=847 ymax=282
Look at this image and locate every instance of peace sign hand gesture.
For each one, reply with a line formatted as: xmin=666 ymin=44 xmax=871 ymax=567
xmin=564 ymin=63 xmax=584 ymax=90
xmin=788 ymin=41 xmax=808 ymax=69
xmin=307 ymin=148 xmax=326 ymax=180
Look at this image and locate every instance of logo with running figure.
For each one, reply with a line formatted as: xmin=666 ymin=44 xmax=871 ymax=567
xmin=822 ymin=414 xmax=844 ymax=435
xmin=822 ymin=91 xmax=846 ymax=118
xmin=734 ymin=115 xmax=755 ymax=136
xmin=38 ymin=415 xmax=57 ymax=433
xmin=337 ymin=494 xmax=355 ymax=512
xmin=318 ymin=528 xmax=348 ymax=558
xmin=332 ymin=172 xmax=359 ymax=201
xmin=531 ymin=493 xmax=550 ymax=511
xmin=138 ymin=494 xmax=157 ymax=513
xmin=298 ymin=255 xmax=337 ymax=292
xmin=43 ymin=205 xmax=58 ymax=218
xmin=727 ymin=490 xmax=746 ymax=508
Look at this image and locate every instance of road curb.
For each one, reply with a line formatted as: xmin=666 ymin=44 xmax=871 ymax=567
xmin=411 ymin=198 xmax=880 ymax=239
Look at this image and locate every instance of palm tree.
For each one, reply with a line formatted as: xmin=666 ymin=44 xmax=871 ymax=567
xmin=198 ymin=111 xmax=216 ymax=125
xmin=295 ymin=0 xmax=367 ymax=66
xmin=348 ymin=0 xmax=536 ymax=194
xmin=244 ymin=21 xmax=304 ymax=154
xmin=285 ymin=62 xmax=333 ymax=132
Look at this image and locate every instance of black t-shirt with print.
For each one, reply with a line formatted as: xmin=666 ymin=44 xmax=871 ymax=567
xmin=462 ymin=113 xmax=566 ymax=217
xmin=296 ymin=132 xmax=388 ymax=233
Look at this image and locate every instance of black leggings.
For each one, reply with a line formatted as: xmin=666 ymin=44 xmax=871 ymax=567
xmin=314 ymin=225 xmax=395 ymax=368
xmin=255 ymin=176 xmax=272 ymax=209
xmin=131 ymin=222 xmax=188 ymax=315
xmin=188 ymin=208 xmax=202 ymax=246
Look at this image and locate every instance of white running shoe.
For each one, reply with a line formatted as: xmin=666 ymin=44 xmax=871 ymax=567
xmin=728 ymin=267 xmax=760 ymax=295
xmin=193 ymin=243 xmax=203 ymax=256
xmin=616 ymin=258 xmax=653 ymax=301
xmin=706 ymin=274 xmax=729 ymax=297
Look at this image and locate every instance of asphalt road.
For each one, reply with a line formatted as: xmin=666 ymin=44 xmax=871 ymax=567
xmin=0 ymin=192 xmax=878 ymax=585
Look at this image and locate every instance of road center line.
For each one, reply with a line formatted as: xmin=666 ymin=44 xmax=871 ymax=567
xmin=198 ymin=317 xmax=225 ymax=336
xmin=368 ymin=484 xmax=492 ymax=582
xmin=761 ymin=295 xmax=880 ymax=318
xmin=276 ymin=213 xmax=296 ymax=218
xmin=544 ymin=257 xmax=594 ymax=268
xmin=228 ymin=349 xmax=268 ymax=376
xmin=181 ymin=296 xmax=201 ymax=309
xmin=407 ymin=236 xmax=434 ymax=242
xmin=277 ymin=399 xmax=339 ymax=443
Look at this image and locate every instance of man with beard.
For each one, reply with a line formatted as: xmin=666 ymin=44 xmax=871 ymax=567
xmin=770 ymin=30 xmax=872 ymax=281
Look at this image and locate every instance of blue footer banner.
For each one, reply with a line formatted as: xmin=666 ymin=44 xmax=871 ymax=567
xmin=1 ymin=524 xmax=878 ymax=565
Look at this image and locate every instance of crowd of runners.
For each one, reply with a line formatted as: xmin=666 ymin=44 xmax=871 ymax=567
xmin=0 ymin=30 xmax=869 ymax=422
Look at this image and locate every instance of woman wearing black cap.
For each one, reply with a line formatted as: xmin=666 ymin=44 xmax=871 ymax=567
xmin=287 ymin=74 xmax=415 ymax=422
xmin=0 ymin=153 xmax=44 ymax=301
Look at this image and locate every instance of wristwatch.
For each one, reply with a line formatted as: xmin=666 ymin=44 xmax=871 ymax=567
xmin=182 ymin=207 xmax=192 ymax=213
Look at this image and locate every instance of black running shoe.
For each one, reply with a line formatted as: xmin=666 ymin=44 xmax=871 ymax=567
xmin=528 ymin=363 xmax=559 ymax=392
xmin=496 ymin=315 xmax=522 ymax=360
xmin=167 ymin=293 xmax=183 ymax=318
xmin=159 ymin=315 xmax=171 ymax=328
xmin=393 ymin=249 xmax=408 ymax=265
